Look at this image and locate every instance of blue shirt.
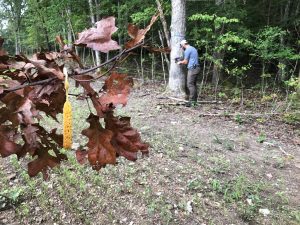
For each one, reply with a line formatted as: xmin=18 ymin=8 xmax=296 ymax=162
xmin=184 ymin=46 xmax=199 ymax=69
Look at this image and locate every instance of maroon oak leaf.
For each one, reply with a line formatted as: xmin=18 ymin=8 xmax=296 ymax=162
xmin=28 ymin=149 xmax=63 ymax=179
xmin=98 ymin=72 xmax=133 ymax=112
xmin=75 ymin=17 xmax=120 ymax=53
xmin=125 ymin=13 xmax=159 ymax=49
xmin=80 ymin=114 xmax=117 ymax=170
xmin=105 ymin=112 xmax=149 ymax=161
xmin=0 ymin=125 xmax=21 ymax=157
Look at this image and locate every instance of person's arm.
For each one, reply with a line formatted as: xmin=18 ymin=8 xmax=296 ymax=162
xmin=178 ymin=59 xmax=188 ymax=65
xmin=178 ymin=48 xmax=190 ymax=65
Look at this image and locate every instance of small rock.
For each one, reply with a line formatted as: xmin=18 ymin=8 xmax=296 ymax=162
xmin=197 ymin=193 xmax=203 ymax=198
xmin=266 ymin=173 xmax=273 ymax=179
xmin=186 ymin=200 xmax=193 ymax=214
xmin=140 ymin=126 xmax=151 ymax=131
xmin=259 ymin=208 xmax=270 ymax=216
xmin=263 ymin=142 xmax=275 ymax=146
xmin=246 ymin=198 xmax=253 ymax=206
xmin=72 ymin=142 xmax=80 ymax=149
xmin=7 ymin=173 xmax=16 ymax=180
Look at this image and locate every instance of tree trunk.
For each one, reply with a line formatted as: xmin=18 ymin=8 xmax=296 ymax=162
xmin=168 ymin=0 xmax=186 ymax=95
xmin=95 ymin=0 xmax=100 ymax=21
xmin=212 ymin=0 xmax=225 ymax=87
xmin=158 ymin=29 xmax=170 ymax=69
xmin=88 ymin=0 xmax=101 ymax=66
xmin=278 ymin=0 xmax=291 ymax=81
xmin=117 ymin=0 xmax=122 ymax=51
xmin=67 ymin=9 xmax=72 ymax=47
xmin=156 ymin=0 xmax=170 ymax=47
xmin=15 ymin=29 xmax=20 ymax=54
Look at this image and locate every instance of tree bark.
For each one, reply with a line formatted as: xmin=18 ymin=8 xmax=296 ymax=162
xmin=168 ymin=0 xmax=186 ymax=95
xmin=212 ymin=0 xmax=225 ymax=87
xmin=155 ymin=0 xmax=170 ymax=47
xmin=278 ymin=0 xmax=291 ymax=81
xmin=88 ymin=0 xmax=101 ymax=66
xmin=158 ymin=29 xmax=170 ymax=69
xmin=117 ymin=0 xmax=122 ymax=51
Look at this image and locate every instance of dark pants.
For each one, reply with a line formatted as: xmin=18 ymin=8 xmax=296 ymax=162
xmin=187 ymin=67 xmax=200 ymax=102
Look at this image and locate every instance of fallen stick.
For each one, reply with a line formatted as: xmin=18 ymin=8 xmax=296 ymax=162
xmin=278 ymin=145 xmax=293 ymax=157
xmin=157 ymin=96 xmax=221 ymax=104
xmin=198 ymin=112 xmax=283 ymax=117
xmin=157 ymin=102 xmax=184 ymax=106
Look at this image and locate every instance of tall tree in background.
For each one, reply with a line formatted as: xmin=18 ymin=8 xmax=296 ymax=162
xmin=168 ymin=0 xmax=186 ymax=95
xmin=212 ymin=0 xmax=224 ymax=87
xmin=1 ymin=0 xmax=25 ymax=54
xmin=88 ymin=0 xmax=101 ymax=66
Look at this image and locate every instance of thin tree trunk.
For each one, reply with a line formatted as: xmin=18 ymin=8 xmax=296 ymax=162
xmin=199 ymin=47 xmax=208 ymax=97
xmin=140 ymin=47 xmax=144 ymax=81
xmin=161 ymin=52 xmax=167 ymax=85
xmin=267 ymin=0 xmax=272 ymax=25
xmin=15 ymin=30 xmax=19 ymax=54
xmin=168 ymin=0 xmax=186 ymax=95
xmin=212 ymin=0 xmax=225 ymax=88
xmin=95 ymin=0 xmax=100 ymax=21
xmin=158 ymin=29 xmax=170 ymax=69
xmin=88 ymin=0 xmax=101 ymax=66
xmin=65 ymin=7 xmax=79 ymax=55
xmin=156 ymin=0 xmax=170 ymax=47
xmin=278 ymin=0 xmax=291 ymax=81
xmin=151 ymin=53 xmax=155 ymax=80
xmin=117 ymin=0 xmax=122 ymax=52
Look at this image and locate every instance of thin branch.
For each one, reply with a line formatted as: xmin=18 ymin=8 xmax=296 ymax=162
xmin=2 ymin=77 xmax=57 ymax=94
xmin=73 ymin=59 xmax=118 ymax=82
xmin=74 ymin=41 xmax=145 ymax=75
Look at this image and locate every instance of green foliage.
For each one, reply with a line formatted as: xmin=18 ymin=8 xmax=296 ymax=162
xmin=283 ymin=113 xmax=300 ymax=125
xmin=210 ymin=174 xmax=264 ymax=203
xmin=252 ymin=26 xmax=297 ymax=62
xmin=257 ymin=132 xmax=266 ymax=143
xmin=0 ymin=187 xmax=24 ymax=204
xmin=131 ymin=7 xmax=156 ymax=24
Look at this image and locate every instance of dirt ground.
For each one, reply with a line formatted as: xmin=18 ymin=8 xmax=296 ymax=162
xmin=0 ymin=83 xmax=299 ymax=225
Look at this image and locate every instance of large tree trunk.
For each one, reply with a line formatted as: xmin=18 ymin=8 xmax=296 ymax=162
xmin=168 ymin=0 xmax=186 ymax=95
